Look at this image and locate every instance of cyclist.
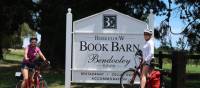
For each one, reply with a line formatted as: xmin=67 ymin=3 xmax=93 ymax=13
xmin=140 ymin=29 xmax=154 ymax=88
xmin=20 ymin=37 xmax=48 ymax=88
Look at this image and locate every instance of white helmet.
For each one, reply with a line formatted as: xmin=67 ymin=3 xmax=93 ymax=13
xmin=144 ymin=29 xmax=153 ymax=34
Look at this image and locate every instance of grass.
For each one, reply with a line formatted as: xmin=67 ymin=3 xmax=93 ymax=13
xmin=163 ymin=63 xmax=200 ymax=73
xmin=0 ymin=49 xmax=200 ymax=88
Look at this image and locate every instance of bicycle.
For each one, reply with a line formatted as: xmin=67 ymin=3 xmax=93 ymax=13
xmin=15 ymin=59 xmax=50 ymax=88
xmin=120 ymin=45 xmax=168 ymax=88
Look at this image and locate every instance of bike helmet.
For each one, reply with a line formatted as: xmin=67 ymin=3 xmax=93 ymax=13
xmin=144 ymin=29 xmax=153 ymax=34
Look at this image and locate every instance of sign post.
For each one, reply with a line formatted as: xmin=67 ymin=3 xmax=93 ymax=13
xmin=65 ymin=8 xmax=72 ymax=88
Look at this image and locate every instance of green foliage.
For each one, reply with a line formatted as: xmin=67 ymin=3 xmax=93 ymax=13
xmin=69 ymin=0 xmax=167 ymax=21
xmin=0 ymin=0 xmax=35 ymax=60
xmin=0 ymin=0 xmax=34 ymax=34
xmin=0 ymin=34 xmax=22 ymax=49
xmin=20 ymin=22 xmax=36 ymax=38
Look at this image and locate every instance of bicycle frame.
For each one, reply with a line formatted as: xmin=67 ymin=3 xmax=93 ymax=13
xmin=121 ymin=45 xmax=164 ymax=88
xmin=127 ymin=45 xmax=144 ymax=85
xmin=33 ymin=65 xmax=41 ymax=88
xmin=22 ymin=64 xmax=41 ymax=88
xmin=16 ymin=61 xmax=47 ymax=88
xmin=130 ymin=55 xmax=143 ymax=83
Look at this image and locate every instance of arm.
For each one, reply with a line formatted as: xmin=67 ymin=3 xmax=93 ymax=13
xmin=24 ymin=47 xmax=29 ymax=60
xmin=38 ymin=51 xmax=47 ymax=61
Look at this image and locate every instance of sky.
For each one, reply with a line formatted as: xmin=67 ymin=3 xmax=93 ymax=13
xmin=154 ymin=0 xmax=187 ymax=48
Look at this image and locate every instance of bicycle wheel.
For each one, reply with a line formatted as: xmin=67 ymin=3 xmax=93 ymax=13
xmin=16 ymin=79 xmax=32 ymax=88
xmin=34 ymin=76 xmax=48 ymax=88
xmin=15 ymin=80 xmax=22 ymax=88
xmin=39 ymin=80 xmax=48 ymax=88
xmin=120 ymin=69 xmax=140 ymax=88
xmin=160 ymin=76 xmax=167 ymax=88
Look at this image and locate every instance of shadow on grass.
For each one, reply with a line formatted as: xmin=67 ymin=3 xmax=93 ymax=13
xmin=42 ymin=70 xmax=65 ymax=87
xmin=186 ymin=79 xmax=200 ymax=88
xmin=0 ymin=65 xmax=20 ymax=88
xmin=186 ymin=73 xmax=200 ymax=88
xmin=160 ymin=74 xmax=200 ymax=88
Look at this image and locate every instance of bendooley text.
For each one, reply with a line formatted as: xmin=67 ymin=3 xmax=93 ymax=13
xmin=88 ymin=54 xmax=130 ymax=66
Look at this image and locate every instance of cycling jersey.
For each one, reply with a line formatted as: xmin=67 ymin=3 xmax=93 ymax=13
xmin=142 ymin=38 xmax=154 ymax=65
xmin=23 ymin=45 xmax=41 ymax=63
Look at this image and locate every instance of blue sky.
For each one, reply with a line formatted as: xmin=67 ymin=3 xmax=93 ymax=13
xmin=154 ymin=0 xmax=187 ymax=48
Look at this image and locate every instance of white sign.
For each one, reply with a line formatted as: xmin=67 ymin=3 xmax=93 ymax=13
xmin=72 ymin=33 xmax=143 ymax=83
xmin=70 ymin=9 xmax=149 ymax=84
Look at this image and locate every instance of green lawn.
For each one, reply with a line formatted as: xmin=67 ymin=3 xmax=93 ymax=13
xmin=163 ymin=63 xmax=200 ymax=73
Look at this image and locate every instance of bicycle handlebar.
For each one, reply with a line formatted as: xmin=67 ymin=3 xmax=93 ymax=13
xmin=45 ymin=60 xmax=50 ymax=65
xmin=133 ymin=44 xmax=143 ymax=57
xmin=25 ymin=59 xmax=50 ymax=67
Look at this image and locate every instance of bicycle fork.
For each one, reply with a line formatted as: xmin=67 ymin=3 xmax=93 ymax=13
xmin=130 ymin=70 xmax=137 ymax=85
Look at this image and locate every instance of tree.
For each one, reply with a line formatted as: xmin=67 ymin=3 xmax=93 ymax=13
xmin=154 ymin=0 xmax=200 ymax=52
xmin=0 ymin=0 xmax=34 ymax=60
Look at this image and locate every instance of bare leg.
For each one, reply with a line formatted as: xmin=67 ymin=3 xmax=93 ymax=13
xmin=29 ymin=69 xmax=35 ymax=88
xmin=140 ymin=65 xmax=149 ymax=88
xmin=21 ymin=68 xmax=29 ymax=88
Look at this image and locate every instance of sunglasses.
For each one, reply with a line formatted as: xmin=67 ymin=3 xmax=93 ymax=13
xmin=31 ymin=42 xmax=37 ymax=43
xmin=144 ymin=33 xmax=150 ymax=35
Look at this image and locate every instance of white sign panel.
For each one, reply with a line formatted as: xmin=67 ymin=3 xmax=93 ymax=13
xmin=71 ymin=9 xmax=148 ymax=84
xmin=73 ymin=33 xmax=144 ymax=70
xmin=72 ymin=33 xmax=144 ymax=83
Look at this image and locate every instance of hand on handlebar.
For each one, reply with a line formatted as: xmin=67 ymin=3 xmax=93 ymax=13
xmin=44 ymin=60 xmax=50 ymax=65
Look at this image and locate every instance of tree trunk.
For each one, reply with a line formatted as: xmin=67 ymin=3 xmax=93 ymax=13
xmin=0 ymin=38 xmax=3 ymax=61
xmin=171 ymin=51 xmax=187 ymax=88
xmin=0 ymin=49 xmax=3 ymax=61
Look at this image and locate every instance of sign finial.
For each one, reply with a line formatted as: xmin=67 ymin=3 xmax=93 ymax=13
xmin=68 ymin=8 xmax=72 ymax=13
